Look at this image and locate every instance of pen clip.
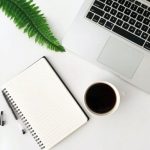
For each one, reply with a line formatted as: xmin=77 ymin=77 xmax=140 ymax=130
xmin=0 ymin=111 xmax=5 ymax=126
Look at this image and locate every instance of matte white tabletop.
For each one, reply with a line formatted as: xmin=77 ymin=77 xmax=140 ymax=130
xmin=0 ymin=0 xmax=150 ymax=150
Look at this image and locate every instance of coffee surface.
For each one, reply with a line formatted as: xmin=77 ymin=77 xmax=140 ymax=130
xmin=85 ymin=83 xmax=116 ymax=114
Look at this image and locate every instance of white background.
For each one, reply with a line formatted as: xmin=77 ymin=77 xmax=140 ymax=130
xmin=0 ymin=0 xmax=150 ymax=150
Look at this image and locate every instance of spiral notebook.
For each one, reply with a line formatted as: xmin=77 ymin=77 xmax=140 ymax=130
xmin=1 ymin=57 xmax=89 ymax=150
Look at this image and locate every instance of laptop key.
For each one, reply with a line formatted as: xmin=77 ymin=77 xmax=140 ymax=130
xmin=130 ymin=12 xmax=137 ymax=18
xmin=135 ymin=29 xmax=142 ymax=36
xmin=90 ymin=6 xmax=104 ymax=16
xmin=128 ymin=0 xmax=135 ymax=2
xmin=99 ymin=0 xmax=106 ymax=3
xmin=94 ymin=1 xmax=105 ymax=9
xmin=86 ymin=12 xmax=94 ymax=19
xmin=105 ymin=21 xmax=114 ymax=29
xmin=117 ymin=12 xmax=123 ymax=18
xmin=141 ymin=4 xmax=147 ymax=9
xmin=116 ymin=19 xmax=123 ymax=26
xmin=124 ymin=1 xmax=131 ymax=7
xmin=110 ymin=9 xmax=117 ymax=15
xmin=118 ymin=0 xmax=125 ymax=5
xmin=110 ymin=16 xmax=117 ymax=23
xmin=118 ymin=5 xmax=125 ymax=12
xmin=104 ymin=13 xmax=111 ymax=19
xmin=143 ymin=18 xmax=150 ymax=25
xmin=141 ymin=25 xmax=148 ymax=32
xmin=137 ymin=7 xmax=144 ymax=14
xmin=147 ymin=36 xmax=150 ymax=42
xmin=137 ymin=15 xmax=144 ymax=21
xmin=129 ymin=26 xmax=136 ymax=32
xmin=129 ymin=18 xmax=136 ymax=25
xmin=104 ymin=6 xmax=111 ymax=12
xmin=135 ymin=21 xmax=142 ymax=28
xmin=113 ymin=25 xmax=145 ymax=46
xmin=112 ymin=2 xmax=119 ymax=9
xmin=99 ymin=18 xmax=106 ymax=25
xmin=144 ymin=42 xmax=150 ymax=50
xmin=135 ymin=1 xmax=141 ymax=6
xmin=106 ymin=0 xmax=113 ymax=6
xmin=93 ymin=15 xmax=100 ymax=22
xmin=123 ymin=15 xmax=129 ymax=22
xmin=141 ymin=32 xmax=148 ymax=39
xmin=148 ymin=28 xmax=150 ymax=34
xmin=123 ymin=22 xmax=129 ymax=29
xmin=124 ymin=8 xmax=131 ymax=15
xmin=143 ymin=10 xmax=150 ymax=18
xmin=131 ymin=4 xmax=138 ymax=11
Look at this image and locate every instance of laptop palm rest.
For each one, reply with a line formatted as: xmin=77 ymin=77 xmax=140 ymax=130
xmin=98 ymin=37 xmax=144 ymax=78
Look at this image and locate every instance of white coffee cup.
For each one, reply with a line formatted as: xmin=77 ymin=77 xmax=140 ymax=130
xmin=84 ymin=81 xmax=120 ymax=116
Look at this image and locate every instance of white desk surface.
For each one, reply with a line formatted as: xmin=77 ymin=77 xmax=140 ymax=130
xmin=1 ymin=0 xmax=150 ymax=150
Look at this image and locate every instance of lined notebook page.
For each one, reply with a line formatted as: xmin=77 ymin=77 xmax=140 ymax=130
xmin=2 ymin=58 xmax=88 ymax=149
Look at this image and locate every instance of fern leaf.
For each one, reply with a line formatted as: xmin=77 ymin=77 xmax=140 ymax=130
xmin=0 ymin=0 xmax=65 ymax=52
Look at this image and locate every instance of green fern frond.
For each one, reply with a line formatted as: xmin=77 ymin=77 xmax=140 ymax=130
xmin=0 ymin=0 xmax=65 ymax=52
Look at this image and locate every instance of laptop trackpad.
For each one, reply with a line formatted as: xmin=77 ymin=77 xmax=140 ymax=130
xmin=98 ymin=37 xmax=144 ymax=78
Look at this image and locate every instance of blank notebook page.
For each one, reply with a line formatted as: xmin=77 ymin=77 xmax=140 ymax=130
xmin=2 ymin=57 xmax=88 ymax=150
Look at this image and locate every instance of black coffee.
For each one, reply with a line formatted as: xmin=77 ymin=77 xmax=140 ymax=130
xmin=85 ymin=83 xmax=116 ymax=114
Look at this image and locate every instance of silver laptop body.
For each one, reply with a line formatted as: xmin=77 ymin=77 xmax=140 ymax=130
xmin=63 ymin=0 xmax=150 ymax=93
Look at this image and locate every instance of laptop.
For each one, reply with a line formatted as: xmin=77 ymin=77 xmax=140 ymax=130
xmin=62 ymin=0 xmax=150 ymax=93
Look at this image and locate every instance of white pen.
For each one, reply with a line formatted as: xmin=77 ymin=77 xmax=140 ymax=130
xmin=17 ymin=118 xmax=27 ymax=135
xmin=7 ymin=104 xmax=27 ymax=134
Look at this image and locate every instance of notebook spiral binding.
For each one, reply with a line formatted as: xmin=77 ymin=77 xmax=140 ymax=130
xmin=2 ymin=88 xmax=45 ymax=150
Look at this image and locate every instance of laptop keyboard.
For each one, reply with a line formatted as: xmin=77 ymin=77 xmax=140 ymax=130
xmin=86 ymin=0 xmax=150 ymax=50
